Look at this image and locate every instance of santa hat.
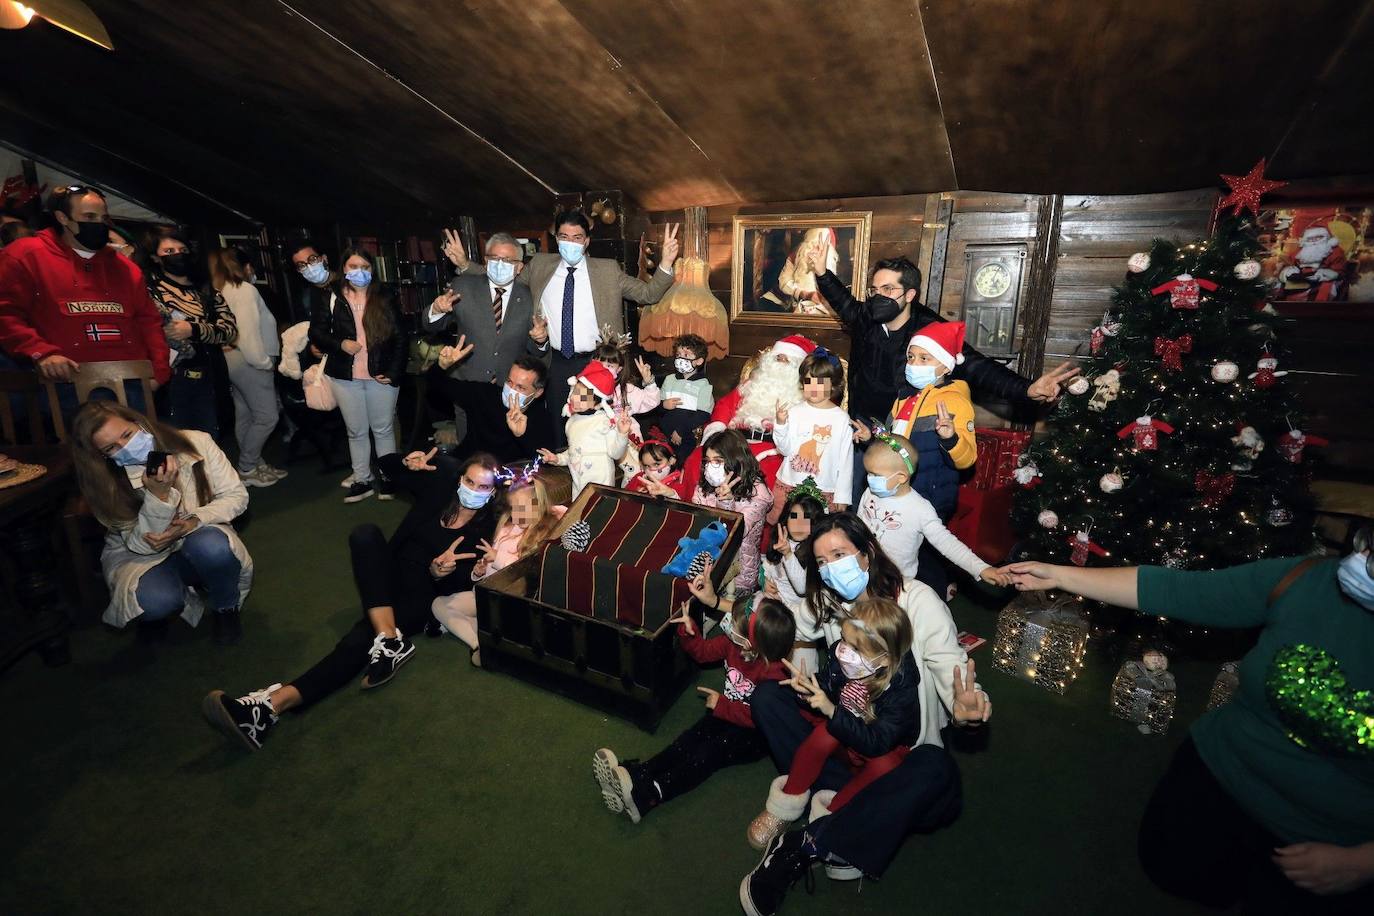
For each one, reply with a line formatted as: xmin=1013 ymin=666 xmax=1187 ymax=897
xmin=574 ymin=360 xmax=617 ymax=402
xmin=771 ymin=335 xmax=818 ymax=363
xmin=907 ymin=322 xmax=966 ymax=371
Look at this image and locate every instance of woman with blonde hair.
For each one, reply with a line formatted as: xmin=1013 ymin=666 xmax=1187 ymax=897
xmin=431 ymin=471 xmax=565 ymax=666
xmin=70 ymin=400 xmax=253 ymax=645
xmin=209 ymin=247 xmax=283 ymax=487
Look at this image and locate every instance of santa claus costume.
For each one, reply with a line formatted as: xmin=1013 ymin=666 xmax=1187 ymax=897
xmin=1279 ymin=224 xmax=1348 ymax=302
xmin=676 ymin=335 xmax=814 ymax=499
xmin=544 ymin=360 xmax=629 ymax=500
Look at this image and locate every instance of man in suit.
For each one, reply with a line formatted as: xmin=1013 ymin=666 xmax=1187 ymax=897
xmin=425 ymin=232 xmax=540 ymax=444
xmin=445 ymin=211 xmax=680 ymax=447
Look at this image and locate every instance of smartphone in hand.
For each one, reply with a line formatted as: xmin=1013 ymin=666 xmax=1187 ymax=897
xmin=145 ymin=450 xmax=169 ymax=476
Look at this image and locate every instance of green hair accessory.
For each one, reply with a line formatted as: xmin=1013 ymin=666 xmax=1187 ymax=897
xmin=870 ymin=423 xmax=915 ymax=476
xmin=788 ymin=476 xmax=828 ymax=507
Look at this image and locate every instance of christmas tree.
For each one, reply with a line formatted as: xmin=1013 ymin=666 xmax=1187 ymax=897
xmin=1011 ymin=162 xmax=1317 ymax=572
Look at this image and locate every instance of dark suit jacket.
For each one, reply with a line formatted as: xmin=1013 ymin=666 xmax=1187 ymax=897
xmin=464 ymin=254 xmax=674 ymax=341
xmin=424 ymin=272 xmax=539 ymax=384
xmin=427 ymin=366 xmax=555 ymax=462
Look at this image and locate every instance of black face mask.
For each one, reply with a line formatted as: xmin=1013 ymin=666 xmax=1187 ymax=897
xmin=69 ymin=219 xmax=109 ymax=252
xmin=160 ymin=253 xmax=191 ymax=276
xmin=868 ymin=292 xmax=904 ymax=324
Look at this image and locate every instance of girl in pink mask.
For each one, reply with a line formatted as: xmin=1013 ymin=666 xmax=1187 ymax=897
xmin=626 ymin=439 xmax=684 ymax=498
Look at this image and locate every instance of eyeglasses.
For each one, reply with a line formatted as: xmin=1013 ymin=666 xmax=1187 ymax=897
xmin=486 ymin=256 xmax=519 ymax=266
xmin=294 ymin=254 xmax=324 ymax=270
xmin=866 ymin=284 xmax=904 ymax=297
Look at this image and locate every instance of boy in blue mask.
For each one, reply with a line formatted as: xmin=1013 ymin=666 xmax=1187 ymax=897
xmin=858 ymin=431 xmax=1008 ymax=588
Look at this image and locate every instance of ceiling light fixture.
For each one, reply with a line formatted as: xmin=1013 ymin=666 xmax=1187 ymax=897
xmin=0 ymin=0 xmax=113 ymax=50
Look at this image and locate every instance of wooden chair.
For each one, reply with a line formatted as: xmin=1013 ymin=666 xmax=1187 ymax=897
xmin=0 ymin=370 xmax=49 ymax=446
xmin=43 ymin=358 xmax=158 ymax=440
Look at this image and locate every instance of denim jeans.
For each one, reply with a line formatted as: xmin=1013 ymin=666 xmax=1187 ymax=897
xmin=133 ymin=527 xmax=242 ymax=621
xmin=329 ymin=376 xmax=399 ymax=483
xmin=159 ymin=368 xmax=218 ymax=436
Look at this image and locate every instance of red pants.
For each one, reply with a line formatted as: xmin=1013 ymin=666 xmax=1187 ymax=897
xmin=783 ymin=720 xmax=911 ymax=812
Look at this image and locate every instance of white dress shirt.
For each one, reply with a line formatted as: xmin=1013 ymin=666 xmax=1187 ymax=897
xmin=541 ymin=259 xmax=599 ymax=354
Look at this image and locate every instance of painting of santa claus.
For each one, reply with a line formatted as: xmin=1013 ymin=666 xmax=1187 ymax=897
xmin=730 ymin=211 xmax=872 ymax=324
xmin=1257 ymin=205 xmax=1374 ymax=311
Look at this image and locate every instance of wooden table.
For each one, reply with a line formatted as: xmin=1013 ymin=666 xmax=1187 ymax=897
xmin=0 ymin=444 xmax=74 ymax=670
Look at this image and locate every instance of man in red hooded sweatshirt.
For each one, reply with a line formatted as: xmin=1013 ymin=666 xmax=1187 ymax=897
xmin=0 ymin=185 xmax=170 ymax=411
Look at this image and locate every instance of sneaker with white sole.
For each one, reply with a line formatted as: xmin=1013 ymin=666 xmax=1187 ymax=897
xmin=740 ymin=829 xmax=816 ymax=916
xmin=592 ymin=748 xmax=644 ymax=823
xmin=361 ymin=631 xmax=415 ymax=688
xmin=257 ymin=463 xmax=288 ymax=480
xmin=343 ymin=480 xmax=374 ymax=503
xmin=239 ymin=466 xmax=279 ymax=488
xmin=202 ymin=683 xmax=281 ymax=751
xmin=339 ymin=472 xmax=357 ymax=488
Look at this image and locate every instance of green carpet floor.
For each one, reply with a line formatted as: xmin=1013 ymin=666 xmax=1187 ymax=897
xmin=2 ymin=462 xmax=1221 ymax=916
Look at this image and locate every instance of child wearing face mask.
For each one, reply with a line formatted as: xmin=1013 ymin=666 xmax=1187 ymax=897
xmin=860 ymin=432 xmax=1009 ymax=588
xmin=658 ymin=333 xmax=715 ymax=464
xmin=746 ymin=597 xmax=921 ymax=850
xmin=626 ymin=439 xmax=684 ymax=497
xmin=693 ymin=429 xmax=773 ymax=596
xmin=591 ymin=340 xmax=661 ymax=480
xmin=537 ymin=360 xmax=629 ymax=500
xmin=594 ymin=596 xmax=796 ymax=823
xmin=771 ymin=349 xmax=853 ymax=523
xmin=430 ymin=475 xmax=565 ymax=666
xmin=761 ymin=481 xmax=828 ymax=671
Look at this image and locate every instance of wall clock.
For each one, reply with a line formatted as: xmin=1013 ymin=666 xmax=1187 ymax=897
xmin=962 ymin=244 xmax=1026 ymax=357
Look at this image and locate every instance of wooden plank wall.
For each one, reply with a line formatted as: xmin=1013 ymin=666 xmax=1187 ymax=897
xmin=647 ymin=194 xmax=929 ymax=359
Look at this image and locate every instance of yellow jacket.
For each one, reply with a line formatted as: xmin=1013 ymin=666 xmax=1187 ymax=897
xmin=887 ymin=379 xmax=978 ymax=470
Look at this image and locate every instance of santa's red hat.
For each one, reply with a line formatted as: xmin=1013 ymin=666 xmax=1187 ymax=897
xmin=771 ymin=335 xmax=818 ymax=363
xmin=574 ymin=360 xmax=617 ymax=402
xmin=907 ymin=322 xmax=966 ymax=371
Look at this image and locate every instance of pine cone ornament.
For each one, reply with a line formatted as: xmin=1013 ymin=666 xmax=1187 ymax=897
xmin=561 ymin=520 xmax=592 ymax=552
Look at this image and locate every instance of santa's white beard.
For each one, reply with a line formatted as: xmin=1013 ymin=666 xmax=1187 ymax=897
xmin=735 ymin=357 xmax=802 ymax=430
xmin=1297 ymin=235 xmax=1339 ymax=266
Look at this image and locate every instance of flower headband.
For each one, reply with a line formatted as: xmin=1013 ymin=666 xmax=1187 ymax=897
xmin=868 ymin=421 xmax=915 ymax=476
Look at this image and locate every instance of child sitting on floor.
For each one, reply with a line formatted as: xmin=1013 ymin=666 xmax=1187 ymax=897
xmin=657 ymin=333 xmax=715 ymax=465
xmin=859 ymin=431 xmax=1009 ymax=588
xmin=538 ymin=360 xmax=630 ymax=499
xmin=430 ymin=472 xmax=564 ymax=666
xmin=772 ymin=348 xmax=852 ymax=521
xmin=593 ymin=595 xmax=795 ymax=823
xmin=626 ymin=438 xmax=684 ymax=498
xmin=746 ymin=596 xmax=920 ymax=850
xmin=692 ymin=429 xmax=773 ymax=597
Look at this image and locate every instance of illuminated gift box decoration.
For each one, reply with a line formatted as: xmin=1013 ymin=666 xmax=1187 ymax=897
xmin=1110 ymin=650 xmax=1178 ymax=735
xmin=1207 ymin=661 xmax=1240 ymax=711
xmin=991 ymin=592 xmax=1089 ymax=694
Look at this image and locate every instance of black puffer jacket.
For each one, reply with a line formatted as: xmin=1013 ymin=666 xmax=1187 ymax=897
xmin=821 ymin=640 xmax=922 ymax=758
xmin=309 ymin=287 xmax=407 ymax=385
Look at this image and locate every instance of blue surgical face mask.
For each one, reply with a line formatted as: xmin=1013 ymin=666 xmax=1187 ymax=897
xmin=502 ymin=384 xmax=532 ymax=410
xmin=487 ymin=259 xmax=516 ymax=286
xmin=1336 ymin=552 xmax=1374 ymax=611
xmin=457 ymin=483 xmax=492 ymax=509
xmin=113 ymin=429 xmax=156 ymax=468
xmin=819 ymin=552 xmax=869 ymax=602
xmin=300 ymin=261 xmax=329 ymax=285
xmin=345 ymin=268 xmax=372 ymax=288
xmin=905 ymin=363 xmax=939 ymax=389
xmin=866 ymin=472 xmax=898 ymax=499
xmin=558 ymin=240 xmax=585 ymax=266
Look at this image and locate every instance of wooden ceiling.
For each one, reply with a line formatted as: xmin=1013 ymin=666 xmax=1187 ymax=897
xmin=1 ymin=0 xmax=1370 ymax=227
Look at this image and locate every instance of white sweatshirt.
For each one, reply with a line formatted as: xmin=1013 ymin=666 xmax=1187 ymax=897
xmin=773 ymin=402 xmax=854 ymax=499
xmin=858 ymin=487 xmax=990 ymax=582
xmin=220 ymin=281 xmax=279 ymax=371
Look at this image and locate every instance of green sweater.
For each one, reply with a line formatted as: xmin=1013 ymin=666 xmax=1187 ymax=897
xmin=1139 ymin=558 xmax=1374 ymax=845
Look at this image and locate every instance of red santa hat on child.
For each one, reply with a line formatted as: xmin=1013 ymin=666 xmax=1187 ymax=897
xmin=771 ymin=334 xmax=819 ymax=363
xmin=907 ymin=322 xmax=967 ymax=372
xmin=573 ymin=359 xmax=618 ymax=411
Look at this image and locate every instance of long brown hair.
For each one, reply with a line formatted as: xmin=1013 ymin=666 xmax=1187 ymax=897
xmin=439 ymin=453 xmax=502 ymax=526
xmin=799 ymin=512 xmax=904 ymax=626
xmin=207 ymin=246 xmax=251 ymax=290
xmin=697 ymin=429 xmax=764 ymax=500
xmin=336 ymin=247 xmax=395 ymax=345
xmin=843 ymin=598 xmax=914 ymax=722
xmin=70 ymin=401 xmax=211 ymax=528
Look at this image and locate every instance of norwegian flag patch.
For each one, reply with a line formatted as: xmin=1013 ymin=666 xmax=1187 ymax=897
xmin=84 ymin=322 xmax=123 ymax=342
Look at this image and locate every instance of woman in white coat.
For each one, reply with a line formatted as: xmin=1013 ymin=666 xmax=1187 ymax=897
xmin=71 ymin=401 xmax=254 ymax=645
xmin=210 ymin=247 xmax=284 ymax=487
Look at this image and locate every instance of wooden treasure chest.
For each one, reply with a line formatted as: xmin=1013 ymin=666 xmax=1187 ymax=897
xmin=476 ymin=484 xmax=744 ymax=730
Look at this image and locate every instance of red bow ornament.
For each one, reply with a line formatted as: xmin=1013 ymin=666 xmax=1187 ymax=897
xmin=1151 ymin=274 xmax=1218 ymax=310
xmin=1154 ymin=334 xmax=1193 ymax=372
xmin=1194 ymin=470 xmax=1235 ymax=508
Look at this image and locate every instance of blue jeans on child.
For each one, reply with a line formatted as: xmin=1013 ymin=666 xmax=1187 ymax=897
xmin=133 ymin=527 xmax=242 ymax=621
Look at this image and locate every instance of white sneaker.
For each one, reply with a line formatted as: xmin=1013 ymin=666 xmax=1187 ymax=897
xmin=257 ymin=463 xmax=288 ymax=480
xmin=239 ymin=466 xmax=279 ymax=487
xmin=339 ymin=472 xmax=357 ymax=488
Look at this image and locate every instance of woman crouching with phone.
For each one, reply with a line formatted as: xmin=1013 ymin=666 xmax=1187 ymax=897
xmin=71 ymin=401 xmax=253 ymax=645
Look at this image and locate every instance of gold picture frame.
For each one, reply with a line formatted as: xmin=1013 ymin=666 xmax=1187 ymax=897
xmin=730 ymin=211 xmax=873 ymax=325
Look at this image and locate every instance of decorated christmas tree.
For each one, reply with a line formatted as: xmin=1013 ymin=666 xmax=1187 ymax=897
xmin=1012 ymin=161 xmax=1318 ymax=572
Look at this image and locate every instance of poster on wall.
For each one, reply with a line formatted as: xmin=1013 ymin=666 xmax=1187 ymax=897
xmin=1257 ymin=203 xmax=1374 ymax=316
xmin=730 ymin=212 xmax=872 ymax=325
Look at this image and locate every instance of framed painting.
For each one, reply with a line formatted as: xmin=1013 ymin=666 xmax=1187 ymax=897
xmin=730 ymin=212 xmax=872 ymax=324
xmin=1256 ymin=203 xmax=1374 ymax=317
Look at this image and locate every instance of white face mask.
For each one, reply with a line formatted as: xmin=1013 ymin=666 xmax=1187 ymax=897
xmin=703 ymin=462 xmax=727 ymax=488
xmin=674 ymin=357 xmax=697 ymax=376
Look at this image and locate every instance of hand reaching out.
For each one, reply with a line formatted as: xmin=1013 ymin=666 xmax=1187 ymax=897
xmin=1003 ymin=561 xmax=1061 ymax=592
xmin=980 ymin=567 xmax=1013 ymax=587
xmin=952 ymin=659 xmax=991 ymax=724
xmin=1027 ymin=361 xmax=1081 ymax=403
xmin=537 ymin=448 xmax=562 ymax=466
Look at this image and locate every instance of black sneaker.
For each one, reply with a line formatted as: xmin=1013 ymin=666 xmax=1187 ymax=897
xmin=375 ymin=477 xmax=396 ymax=501
xmin=344 ymin=480 xmax=375 ymax=503
xmin=360 ymin=631 xmax=415 ymax=689
xmin=424 ymin=618 xmax=444 ymax=638
xmin=740 ymin=829 xmax=816 ymax=916
xmin=202 ymin=684 xmax=281 ymax=751
xmin=212 ymin=608 xmax=242 ymax=646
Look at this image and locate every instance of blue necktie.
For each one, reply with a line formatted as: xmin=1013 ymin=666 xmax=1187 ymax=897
xmin=560 ymin=265 xmax=577 ymax=358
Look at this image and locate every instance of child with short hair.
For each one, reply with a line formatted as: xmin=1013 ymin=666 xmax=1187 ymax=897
xmin=693 ymin=429 xmax=773 ymax=596
xmin=593 ymin=596 xmax=795 ymax=823
xmin=746 ymin=597 xmax=920 ymax=851
xmin=537 ymin=360 xmax=630 ymax=499
xmin=860 ymin=432 xmax=1008 ymax=588
xmin=626 ymin=438 xmax=684 ymax=498
xmin=658 ymin=333 xmax=715 ymax=464
xmin=772 ymin=349 xmax=853 ymax=522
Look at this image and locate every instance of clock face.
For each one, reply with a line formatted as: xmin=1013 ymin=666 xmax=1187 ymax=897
xmin=973 ymin=261 xmax=1012 ymax=299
